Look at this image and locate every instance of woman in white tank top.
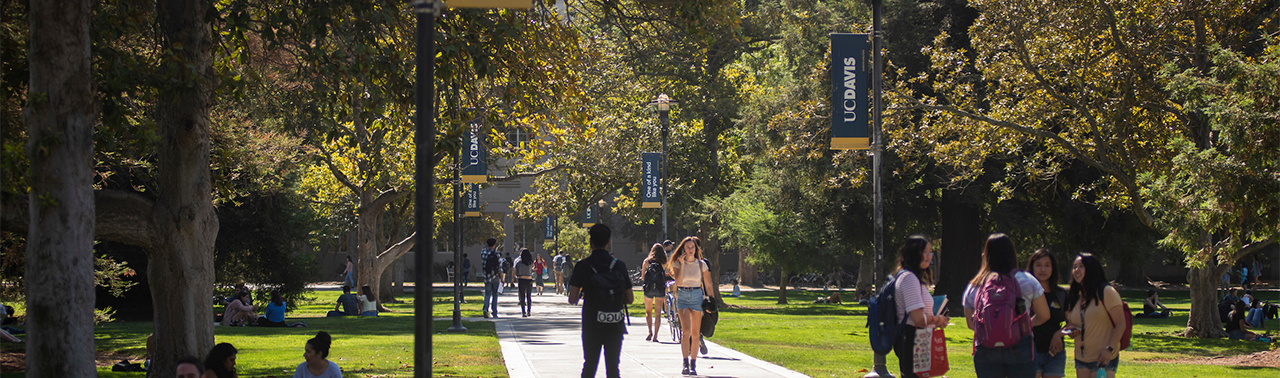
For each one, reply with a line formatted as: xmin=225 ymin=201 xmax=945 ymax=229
xmin=666 ymin=236 xmax=715 ymax=375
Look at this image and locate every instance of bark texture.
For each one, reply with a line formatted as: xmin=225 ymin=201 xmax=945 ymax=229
xmin=738 ymin=245 xmax=758 ymax=287
xmin=1183 ymin=264 xmax=1227 ymax=338
xmin=24 ymin=1 xmax=97 ymax=376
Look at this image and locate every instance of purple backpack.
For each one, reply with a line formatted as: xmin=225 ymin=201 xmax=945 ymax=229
xmin=973 ymin=272 xmax=1030 ymax=348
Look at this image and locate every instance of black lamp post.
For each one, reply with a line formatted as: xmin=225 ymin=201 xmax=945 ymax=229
xmin=864 ymin=0 xmax=887 ymax=377
xmin=448 ymin=146 xmax=467 ymax=333
xmin=649 ymin=94 xmax=678 ymax=242
xmin=412 ymin=1 xmax=441 ymax=377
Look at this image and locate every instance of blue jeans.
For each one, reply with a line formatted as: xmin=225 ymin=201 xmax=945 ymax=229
xmin=1034 ymin=351 xmax=1066 ymax=377
xmin=344 ymin=271 xmax=355 ymax=288
xmin=483 ymin=276 xmax=500 ymax=316
xmin=1074 ymin=357 xmax=1118 ymax=375
xmin=973 ymin=335 xmax=1035 ymax=378
xmin=1247 ymin=308 xmax=1264 ymax=327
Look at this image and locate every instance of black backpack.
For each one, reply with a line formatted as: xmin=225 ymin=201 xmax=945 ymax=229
xmin=482 ymin=249 xmax=500 ymax=276
xmin=642 ymin=261 xmax=667 ymax=297
xmin=588 ymin=258 xmax=630 ymax=324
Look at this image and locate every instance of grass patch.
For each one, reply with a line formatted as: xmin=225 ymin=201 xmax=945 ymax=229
xmin=709 ymin=289 xmax=1279 ymax=378
xmin=2 ymin=289 xmax=506 ymax=378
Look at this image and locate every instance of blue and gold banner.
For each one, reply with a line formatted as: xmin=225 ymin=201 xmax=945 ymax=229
xmin=461 ymin=126 xmax=488 ymax=183
xmin=464 ymin=184 xmax=481 ymax=217
xmin=830 ymin=33 xmax=871 ymax=150
xmin=641 ymin=152 xmax=661 ymax=208
xmin=544 ymin=217 xmax=556 ymax=242
xmin=582 ymin=206 xmax=596 ymax=227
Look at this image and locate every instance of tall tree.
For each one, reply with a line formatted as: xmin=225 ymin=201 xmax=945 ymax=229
xmin=24 ymin=0 xmax=96 ymax=376
xmin=895 ymin=0 xmax=1279 ymax=337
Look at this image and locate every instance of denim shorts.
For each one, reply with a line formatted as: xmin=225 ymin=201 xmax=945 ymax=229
xmin=1034 ymin=351 xmax=1067 ymax=377
xmin=675 ymin=287 xmax=703 ymax=311
xmin=973 ymin=336 xmax=1035 ymax=378
xmin=1074 ymin=357 xmax=1119 ymax=374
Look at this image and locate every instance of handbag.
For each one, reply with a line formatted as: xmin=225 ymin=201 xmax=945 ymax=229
xmin=929 ymin=327 xmax=949 ymax=376
xmin=700 ymin=274 xmax=719 ymax=338
xmin=912 ymin=327 xmax=932 ymax=373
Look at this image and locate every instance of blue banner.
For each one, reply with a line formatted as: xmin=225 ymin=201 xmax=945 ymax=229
xmin=464 ymin=184 xmax=481 ymax=217
xmin=461 ymin=125 xmax=487 ymax=183
xmin=641 ymin=152 xmax=661 ymax=208
xmin=830 ymin=33 xmax=871 ymax=150
xmin=544 ymin=217 xmax=556 ymax=242
xmin=582 ymin=205 xmax=596 ymax=227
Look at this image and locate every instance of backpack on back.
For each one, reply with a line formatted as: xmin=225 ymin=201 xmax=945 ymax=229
xmin=642 ymin=261 xmax=667 ymax=298
xmin=482 ymin=249 xmax=500 ymax=276
xmin=588 ymin=258 xmax=630 ymax=324
xmin=866 ymin=271 xmax=907 ymax=354
xmin=973 ymin=272 xmax=1030 ymax=349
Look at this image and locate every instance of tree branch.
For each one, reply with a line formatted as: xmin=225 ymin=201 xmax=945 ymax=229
xmin=315 ymin=144 xmax=362 ymax=194
xmin=375 ymin=231 xmax=416 ymax=270
xmin=95 ymin=190 xmax=157 ymax=249
xmin=491 ymin=165 xmax=563 ymax=182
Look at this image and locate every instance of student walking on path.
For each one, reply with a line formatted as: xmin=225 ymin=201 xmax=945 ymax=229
xmin=569 ymin=224 xmax=633 ymax=378
xmin=641 ymin=243 xmax=670 ymax=342
xmin=669 ymin=236 xmax=717 ymax=376
xmin=1064 ymin=253 xmax=1125 ymax=378
xmin=891 ymin=235 xmax=951 ymax=378
xmin=515 ymin=248 xmax=535 ymax=317
xmin=481 ymin=238 xmax=502 ymax=318
xmin=963 ymin=233 xmax=1049 ymax=378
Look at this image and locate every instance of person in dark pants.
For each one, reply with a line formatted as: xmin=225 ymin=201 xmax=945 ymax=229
xmin=569 ymin=224 xmax=633 ymax=378
xmin=462 ymin=253 xmax=471 ymax=286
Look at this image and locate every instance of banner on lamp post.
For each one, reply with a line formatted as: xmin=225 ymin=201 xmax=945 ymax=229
xmin=582 ymin=206 xmax=596 ymax=227
xmin=830 ymin=33 xmax=871 ymax=150
xmin=464 ymin=184 xmax=481 ymax=217
xmin=544 ymin=217 xmax=556 ymax=242
xmin=461 ymin=126 xmax=487 ymax=183
xmin=641 ymin=152 xmax=661 ymax=208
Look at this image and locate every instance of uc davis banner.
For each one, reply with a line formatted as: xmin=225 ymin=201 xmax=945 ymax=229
xmin=464 ymin=184 xmax=481 ymax=217
xmin=461 ymin=127 xmax=487 ymax=183
xmin=830 ymin=33 xmax=871 ymax=150
xmin=582 ymin=206 xmax=596 ymax=227
xmin=544 ymin=217 xmax=555 ymax=242
xmin=641 ymin=152 xmax=661 ymax=208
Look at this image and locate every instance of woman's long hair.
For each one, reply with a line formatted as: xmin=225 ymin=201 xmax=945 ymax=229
xmin=667 ymin=236 xmax=702 ymax=274
xmin=646 ymin=243 xmax=667 ymax=266
xmin=360 ymin=285 xmax=376 ymax=303
xmin=893 ymin=234 xmax=933 ymax=285
xmin=204 ymin=342 xmax=238 ymax=378
xmin=968 ymin=233 xmax=1019 ymax=287
xmin=1066 ymin=252 xmax=1109 ymax=312
xmin=1026 ymin=248 xmax=1060 ymax=294
xmin=519 ymin=248 xmax=532 ymax=266
xmin=271 ymin=289 xmax=284 ymax=306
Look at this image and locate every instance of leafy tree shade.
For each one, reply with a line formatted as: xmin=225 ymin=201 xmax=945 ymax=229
xmin=895 ymin=0 xmax=1279 ymax=337
xmin=24 ymin=0 xmax=97 ymax=376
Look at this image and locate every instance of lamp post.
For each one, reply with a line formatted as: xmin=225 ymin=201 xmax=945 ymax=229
xmin=865 ymin=0 xmax=888 ymax=377
xmin=448 ymin=147 xmax=467 ymax=333
xmin=649 ymin=94 xmax=678 ymax=242
xmin=411 ymin=1 xmax=442 ymax=377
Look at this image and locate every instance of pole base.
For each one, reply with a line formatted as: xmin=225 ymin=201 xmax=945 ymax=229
xmin=863 ymin=364 xmax=893 ymax=378
xmin=446 ymin=323 xmax=468 ymax=333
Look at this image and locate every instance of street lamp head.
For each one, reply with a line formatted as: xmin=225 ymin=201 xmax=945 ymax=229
xmin=649 ymin=93 xmax=678 ymax=112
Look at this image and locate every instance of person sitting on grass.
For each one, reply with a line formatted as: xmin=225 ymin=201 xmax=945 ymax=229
xmin=203 ymin=342 xmax=239 ymax=378
xmin=175 ymin=356 xmax=204 ymax=378
xmin=260 ymin=290 xmax=306 ymax=327
xmin=293 ymin=331 xmax=342 ymax=378
xmin=1136 ymin=289 xmax=1171 ymax=318
xmin=221 ymin=291 xmax=257 ymax=326
xmin=358 ymin=285 xmax=378 ymax=317
xmin=327 ymin=286 xmax=359 ymax=317
xmin=1226 ymin=300 xmax=1257 ymax=341
xmin=1246 ymin=300 xmax=1266 ymax=328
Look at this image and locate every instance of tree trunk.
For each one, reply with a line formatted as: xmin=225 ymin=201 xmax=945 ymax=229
xmin=1183 ymin=264 xmax=1228 ymax=338
xmin=25 ymin=1 xmax=96 ymax=375
xmin=738 ymin=245 xmax=759 ymax=287
xmin=936 ymin=188 xmax=984 ymax=315
xmin=700 ymin=222 xmax=722 ymax=303
xmin=856 ymin=250 xmax=875 ymax=291
xmin=148 ymin=1 xmax=219 ymax=375
xmin=777 ymin=269 xmax=789 ymax=304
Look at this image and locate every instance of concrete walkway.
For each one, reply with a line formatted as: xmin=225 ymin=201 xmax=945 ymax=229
xmin=460 ymin=287 xmax=810 ymax=378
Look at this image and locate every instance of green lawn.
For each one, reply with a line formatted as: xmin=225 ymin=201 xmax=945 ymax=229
xmin=2 ymin=288 xmax=506 ymax=378
xmin=2 ymin=287 xmax=1276 ymax=378
xmin=710 ymin=288 xmax=1280 ymax=378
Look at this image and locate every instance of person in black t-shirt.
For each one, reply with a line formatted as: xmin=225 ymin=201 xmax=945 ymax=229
xmin=569 ymin=224 xmax=633 ymax=378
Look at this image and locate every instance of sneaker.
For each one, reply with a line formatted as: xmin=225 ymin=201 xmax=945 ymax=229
xmin=483 ymin=312 xmax=490 ymax=319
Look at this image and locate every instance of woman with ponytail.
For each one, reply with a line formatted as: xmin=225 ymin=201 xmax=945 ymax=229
xmin=293 ymin=331 xmax=342 ymax=378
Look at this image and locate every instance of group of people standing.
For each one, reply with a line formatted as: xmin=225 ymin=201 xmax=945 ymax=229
xmin=891 ymin=233 xmax=1128 ymax=378
xmin=174 ymin=331 xmax=342 ymax=378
